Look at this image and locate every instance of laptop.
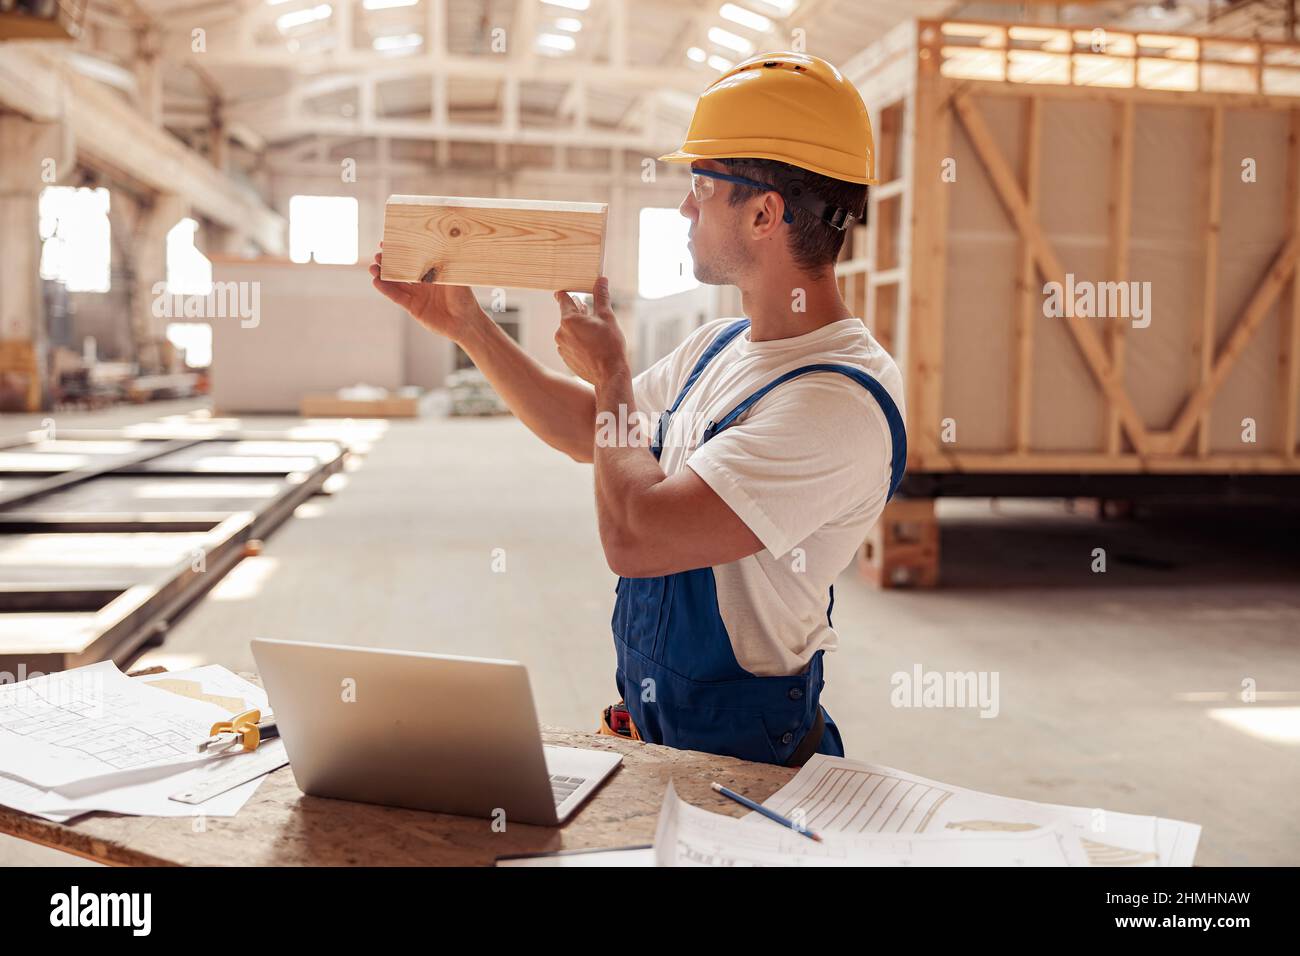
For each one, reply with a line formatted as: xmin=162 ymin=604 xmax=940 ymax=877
xmin=251 ymin=639 xmax=622 ymax=826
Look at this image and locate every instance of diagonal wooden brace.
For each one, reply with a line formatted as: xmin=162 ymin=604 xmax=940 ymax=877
xmin=952 ymin=91 xmax=1153 ymax=456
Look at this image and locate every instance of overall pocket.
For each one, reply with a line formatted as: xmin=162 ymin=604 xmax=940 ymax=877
xmin=612 ymin=576 xmax=668 ymax=656
xmin=649 ymin=574 xmax=677 ymax=660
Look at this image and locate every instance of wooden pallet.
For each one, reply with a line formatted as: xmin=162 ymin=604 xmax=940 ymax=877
xmin=858 ymin=498 xmax=939 ymax=588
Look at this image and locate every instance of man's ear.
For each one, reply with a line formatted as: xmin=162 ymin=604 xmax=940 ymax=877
xmin=750 ymin=192 xmax=785 ymax=240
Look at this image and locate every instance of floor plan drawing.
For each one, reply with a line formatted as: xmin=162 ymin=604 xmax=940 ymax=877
xmin=750 ymin=755 xmax=1201 ymax=866
xmin=764 ymin=764 xmax=956 ymax=834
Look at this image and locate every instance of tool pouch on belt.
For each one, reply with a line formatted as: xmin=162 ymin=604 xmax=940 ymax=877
xmin=597 ymin=702 xmax=642 ymax=741
xmin=598 ymin=701 xmax=824 ymax=766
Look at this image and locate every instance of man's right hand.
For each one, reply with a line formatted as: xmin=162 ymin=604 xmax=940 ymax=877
xmin=369 ymin=247 xmax=486 ymax=343
xmin=370 ymin=244 xmax=598 ymax=461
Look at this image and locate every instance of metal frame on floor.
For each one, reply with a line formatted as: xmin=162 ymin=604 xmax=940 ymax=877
xmin=0 ymin=429 xmax=347 ymax=674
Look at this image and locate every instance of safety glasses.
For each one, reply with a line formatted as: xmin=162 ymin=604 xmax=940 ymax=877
xmin=690 ymin=167 xmax=784 ymax=208
xmin=688 ymin=165 xmax=856 ymax=230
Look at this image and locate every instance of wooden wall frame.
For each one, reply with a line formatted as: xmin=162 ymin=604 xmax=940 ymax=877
xmin=839 ymin=18 xmax=1300 ymax=478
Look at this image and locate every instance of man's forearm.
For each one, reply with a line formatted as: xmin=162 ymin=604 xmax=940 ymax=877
xmin=592 ymin=367 xmax=668 ymax=568
xmin=457 ymin=315 xmax=597 ymax=462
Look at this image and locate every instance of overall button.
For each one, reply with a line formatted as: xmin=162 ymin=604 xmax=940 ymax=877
xmin=787 ymin=687 xmax=803 ymax=700
xmin=781 ymin=732 xmax=794 ymax=745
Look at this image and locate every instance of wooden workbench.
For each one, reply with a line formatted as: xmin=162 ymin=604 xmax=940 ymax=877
xmin=0 ymin=728 xmax=797 ymax=866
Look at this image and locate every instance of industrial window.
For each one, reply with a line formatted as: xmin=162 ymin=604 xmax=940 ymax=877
xmin=161 ymin=219 xmax=215 ymax=367
xmin=166 ymin=218 xmax=213 ymax=295
xmin=638 ymin=207 xmax=698 ymax=300
xmin=39 ymin=186 xmax=112 ymax=293
xmin=288 ymin=195 xmax=359 ymax=265
xmin=165 ymin=323 xmax=213 ymax=368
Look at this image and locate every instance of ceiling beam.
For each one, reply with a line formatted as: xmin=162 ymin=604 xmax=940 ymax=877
xmin=172 ymin=40 xmax=711 ymax=94
xmin=234 ymin=107 xmax=675 ymax=152
xmin=0 ymin=45 xmax=285 ymax=253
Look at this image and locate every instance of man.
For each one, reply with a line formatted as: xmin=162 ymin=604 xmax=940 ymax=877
xmin=370 ymin=51 xmax=905 ymax=767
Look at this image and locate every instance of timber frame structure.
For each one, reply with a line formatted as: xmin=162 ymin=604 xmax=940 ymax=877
xmin=837 ymin=18 xmax=1300 ymax=586
xmin=838 ymin=17 xmax=1300 ymax=481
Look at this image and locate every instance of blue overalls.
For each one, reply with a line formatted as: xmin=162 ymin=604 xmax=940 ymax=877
xmin=611 ymin=319 xmax=908 ymax=765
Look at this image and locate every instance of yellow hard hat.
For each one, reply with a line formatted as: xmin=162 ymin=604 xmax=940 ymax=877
xmin=658 ymin=51 xmax=877 ymax=186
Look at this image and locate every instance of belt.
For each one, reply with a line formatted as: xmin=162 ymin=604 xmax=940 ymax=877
xmin=598 ymin=701 xmax=824 ymax=767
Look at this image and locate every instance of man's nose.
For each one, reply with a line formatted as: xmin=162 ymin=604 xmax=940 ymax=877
xmin=679 ymin=191 xmax=697 ymax=221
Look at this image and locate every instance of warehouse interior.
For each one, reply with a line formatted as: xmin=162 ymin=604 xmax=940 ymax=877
xmin=0 ymin=0 xmax=1298 ymax=868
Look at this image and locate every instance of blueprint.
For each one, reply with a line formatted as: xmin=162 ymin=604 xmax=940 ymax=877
xmin=750 ymin=755 xmax=1201 ymax=866
xmin=653 ymin=782 xmax=1090 ymax=867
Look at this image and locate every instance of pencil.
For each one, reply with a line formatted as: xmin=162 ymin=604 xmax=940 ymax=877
xmin=711 ymin=782 xmax=822 ymax=842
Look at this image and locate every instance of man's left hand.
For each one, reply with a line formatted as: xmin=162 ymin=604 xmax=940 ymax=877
xmin=554 ymin=277 xmax=628 ymax=386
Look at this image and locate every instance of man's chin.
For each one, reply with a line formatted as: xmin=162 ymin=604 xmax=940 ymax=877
xmin=692 ymin=261 xmax=726 ymax=286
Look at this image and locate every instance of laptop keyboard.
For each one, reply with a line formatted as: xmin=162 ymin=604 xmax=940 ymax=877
xmin=550 ymin=773 xmax=587 ymax=806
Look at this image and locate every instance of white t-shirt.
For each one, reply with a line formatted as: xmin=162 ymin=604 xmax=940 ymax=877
xmin=631 ymin=316 xmax=905 ymax=677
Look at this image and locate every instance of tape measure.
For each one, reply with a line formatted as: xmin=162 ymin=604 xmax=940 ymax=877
xmin=169 ymin=741 xmax=288 ymax=806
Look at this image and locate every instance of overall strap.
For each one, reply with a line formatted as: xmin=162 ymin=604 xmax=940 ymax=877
xmin=701 ymin=363 xmax=908 ymax=500
xmin=667 ymin=319 xmax=750 ymax=415
xmin=653 ymin=319 xmax=750 ymax=456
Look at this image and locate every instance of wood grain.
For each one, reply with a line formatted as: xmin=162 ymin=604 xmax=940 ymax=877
xmin=379 ymin=195 xmax=608 ymax=292
xmin=0 ymin=727 xmax=795 ymax=867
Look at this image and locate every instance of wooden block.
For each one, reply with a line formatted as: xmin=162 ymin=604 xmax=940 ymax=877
xmin=0 ymin=340 xmax=40 ymax=412
xmin=858 ymin=497 xmax=940 ymax=589
xmin=0 ymin=2 xmax=87 ymax=41
xmin=379 ymin=194 xmax=608 ymax=291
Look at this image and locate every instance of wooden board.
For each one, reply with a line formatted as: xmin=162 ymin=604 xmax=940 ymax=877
xmin=379 ymin=194 xmax=608 ymax=291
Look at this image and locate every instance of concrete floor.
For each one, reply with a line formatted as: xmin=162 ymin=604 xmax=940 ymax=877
xmin=3 ymin=400 xmax=1298 ymax=866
